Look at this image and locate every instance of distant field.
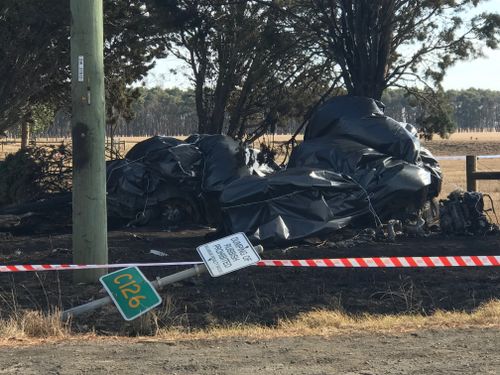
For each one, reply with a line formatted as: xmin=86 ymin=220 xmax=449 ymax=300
xmin=2 ymin=133 xmax=500 ymax=214
xmin=267 ymin=131 xmax=500 ymax=142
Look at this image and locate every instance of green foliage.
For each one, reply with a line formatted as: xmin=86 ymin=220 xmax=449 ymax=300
xmin=0 ymin=0 xmax=68 ymax=131
xmin=149 ymin=0 xmax=500 ymax=137
xmin=0 ymin=0 xmax=168 ymax=132
xmin=27 ymin=87 xmax=500 ymax=138
xmin=161 ymin=0 xmax=334 ymax=137
xmin=0 ymin=145 xmax=72 ymax=206
xmin=128 ymin=87 xmax=198 ymax=135
xmin=447 ymin=88 xmax=500 ymax=130
xmin=382 ymin=88 xmax=500 ymax=136
xmin=270 ymin=0 xmax=500 ymax=99
xmin=30 ymin=104 xmax=56 ymax=136
xmin=415 ymin=91 xmax=456 ymax=140
xmin=383 ymin=88 xmax=457 ymax=140
xmin=3 ymin=0 xmax=498 ymax=139
xmin=103 ymin=0 xmax=169 ymax=131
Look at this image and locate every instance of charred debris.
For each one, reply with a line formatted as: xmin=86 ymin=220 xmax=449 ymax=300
xmin=0 ymin=96 xmax=497 ymax=243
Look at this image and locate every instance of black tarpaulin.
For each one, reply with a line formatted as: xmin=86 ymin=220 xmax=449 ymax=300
xmin=220 ymin=168 xmax=369 ymax=241
xmin=219 ymin=96 xmax=442 ymax=241
xmin=106 ymin=134 xmax=250 ymax=225
xmin=103 ymin=95 xmax=441 ymax=242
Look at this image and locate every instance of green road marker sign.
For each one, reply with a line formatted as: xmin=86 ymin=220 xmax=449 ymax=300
xmin=100 ymin=267 xmax=162 ymax=321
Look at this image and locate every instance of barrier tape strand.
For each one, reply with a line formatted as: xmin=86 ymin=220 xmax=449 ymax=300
xmin=255 ymin=255 xmax=500 ymax=268
xmin=1 ymin=256 xmax=499 ymax=273
xmin=0 ymin=262 xmax=203 ymax=273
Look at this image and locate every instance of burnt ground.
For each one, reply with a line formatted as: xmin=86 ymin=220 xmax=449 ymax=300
xmin=0 ymin=138 xmax=499 ymax=373
xmin=0 ymin=227 xmax=498 ymax=335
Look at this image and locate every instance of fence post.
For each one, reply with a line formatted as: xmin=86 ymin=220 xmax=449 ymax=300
xmin=466 ymin=155 xmax=477 ymax=192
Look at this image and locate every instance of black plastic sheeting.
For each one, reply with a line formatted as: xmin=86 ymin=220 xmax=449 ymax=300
xmin=105 ymin=96 xmax=442 ymax=243
xmin=220 ymin=168 xmax=369 ymax=241
xmin=219 ymin=96 xmax=442 ymax=242
xmin=106 ymin=134 xmax=252 ymax=226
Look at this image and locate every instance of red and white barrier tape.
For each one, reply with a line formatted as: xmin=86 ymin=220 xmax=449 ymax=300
xmin=255 ymin=256 xmax=500 ymax=268
xmin=0 ymin=261 xmax=203 ymax=273
xmin=1 ymin=255 xmax=500 ymax=273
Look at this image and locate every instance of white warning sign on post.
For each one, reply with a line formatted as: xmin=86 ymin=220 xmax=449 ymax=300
xmin=197 ymin=232 xmax=260 ymax=277
xmin=78 ymin=56 xmax=84 ymax=82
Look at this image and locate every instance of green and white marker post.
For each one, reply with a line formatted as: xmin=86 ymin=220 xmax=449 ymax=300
xmin=61 ymin=237 xmax=264 ymax=321
xmin=100 ymin=267 xmax=162 ymax=321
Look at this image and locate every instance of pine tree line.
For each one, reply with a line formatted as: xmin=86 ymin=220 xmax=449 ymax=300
xmin=5 ymin=87 xmax=500 ymax=139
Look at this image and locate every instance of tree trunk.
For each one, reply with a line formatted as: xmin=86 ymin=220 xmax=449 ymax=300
xmin=195 ymin=78 xmax=208 ymax=134
xmin=109 ymin=123 xmax=115 ymax=160
xmin=208 ymin=68 xmax=235 ymax=135
xmin=20 ymin=122 xmax=30 ymax=149
xmin=330 ymin=0 xmax=394 ymax=102
xmin=227 ymin=63 xmax=256 ymax=138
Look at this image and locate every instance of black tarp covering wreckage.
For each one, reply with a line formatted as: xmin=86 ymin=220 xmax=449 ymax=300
xmin=105 ymin=96 xmax=442 ymax=242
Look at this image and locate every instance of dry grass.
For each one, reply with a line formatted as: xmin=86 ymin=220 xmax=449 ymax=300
xmin=153 ymin=299 xmax=500 ymax=341
xmin=439 ymin=159 xmax=500 ymax=208
xmin=258 ymin=132 xmax=500 ymax=142
xmin=1 ymin=300 xmax=498 ymax=345
xmin=433 ymin=132 xmax=500 ymax=141
xmin=0 ymin=309 xmax=69 ymax=340
xmin=3 ymin=132 xmax=500 ymax=154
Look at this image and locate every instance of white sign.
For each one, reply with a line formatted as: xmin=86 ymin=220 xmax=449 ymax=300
xmin=197 ymin=233 xmax=260 ymax=277
xmin=78 ymin=56 xmax=84 ymax=82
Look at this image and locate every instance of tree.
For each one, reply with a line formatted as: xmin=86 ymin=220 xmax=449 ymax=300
xmin=0 ymin=0 xmax=69 ymax=133
xmin=0 ymin=0 xmax=168 ymax=134
xmin=103 ymin=1 xmax=170 ymax=153
xmin=262 ymin=0 xmax=500 ymax=101
xmin=162 ymin=0 xmax=335 ymax=136
xmin=448 ymin=88 xmax=500 ymax=130
xmin=128 ymin=87 xmax=198 ymax=136
xmin=382 ymin=88 xmax=500 ymax=133
xmin=414 ymin=89 xmax=456 ymax=139
xmin=17 ymin=103 xmax=57 ymax=149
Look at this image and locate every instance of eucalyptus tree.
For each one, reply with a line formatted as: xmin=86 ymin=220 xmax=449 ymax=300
xmin=249 ymin=0 xmax=499 ymax=137
xmin=0 ymin=0 xmax=167 ymax=135
xmin=163 ymin=0 xmax=334 ymax=136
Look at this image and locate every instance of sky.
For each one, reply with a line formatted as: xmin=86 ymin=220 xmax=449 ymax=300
xmin=441 ymin=0 xmax=500 ymax=90
xmin=145 ymin=1 xmax=500 ymax=91
xmin=442 ymin=48 xmax=500 ymax=90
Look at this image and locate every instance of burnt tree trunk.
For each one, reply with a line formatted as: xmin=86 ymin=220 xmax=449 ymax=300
xmin=322 ymin=0 xmax=395 ymax=101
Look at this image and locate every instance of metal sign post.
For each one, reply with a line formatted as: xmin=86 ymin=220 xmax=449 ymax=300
xmin=61 ymin=240 xmax=264 ymax=321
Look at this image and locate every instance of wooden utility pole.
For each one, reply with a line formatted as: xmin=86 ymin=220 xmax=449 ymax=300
xmin=70 ymin=0 xmax=108 ymax=282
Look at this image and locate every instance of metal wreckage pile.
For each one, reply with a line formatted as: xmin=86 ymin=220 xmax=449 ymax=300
xmin=0 ymin=96 xmax=497 ymax=241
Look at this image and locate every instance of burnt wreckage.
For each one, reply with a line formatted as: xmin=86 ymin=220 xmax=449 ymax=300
xmin=104 ymin=96 xmax=442 ymax=242
xmin=0 ymin=96 xmax=447 ymax=241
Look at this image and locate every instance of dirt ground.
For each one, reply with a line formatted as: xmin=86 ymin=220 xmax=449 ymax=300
xmin=0 ymin=138 xmax=499 ymax=373
xmin=0 ymin=328 xmax=498 ymax=374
